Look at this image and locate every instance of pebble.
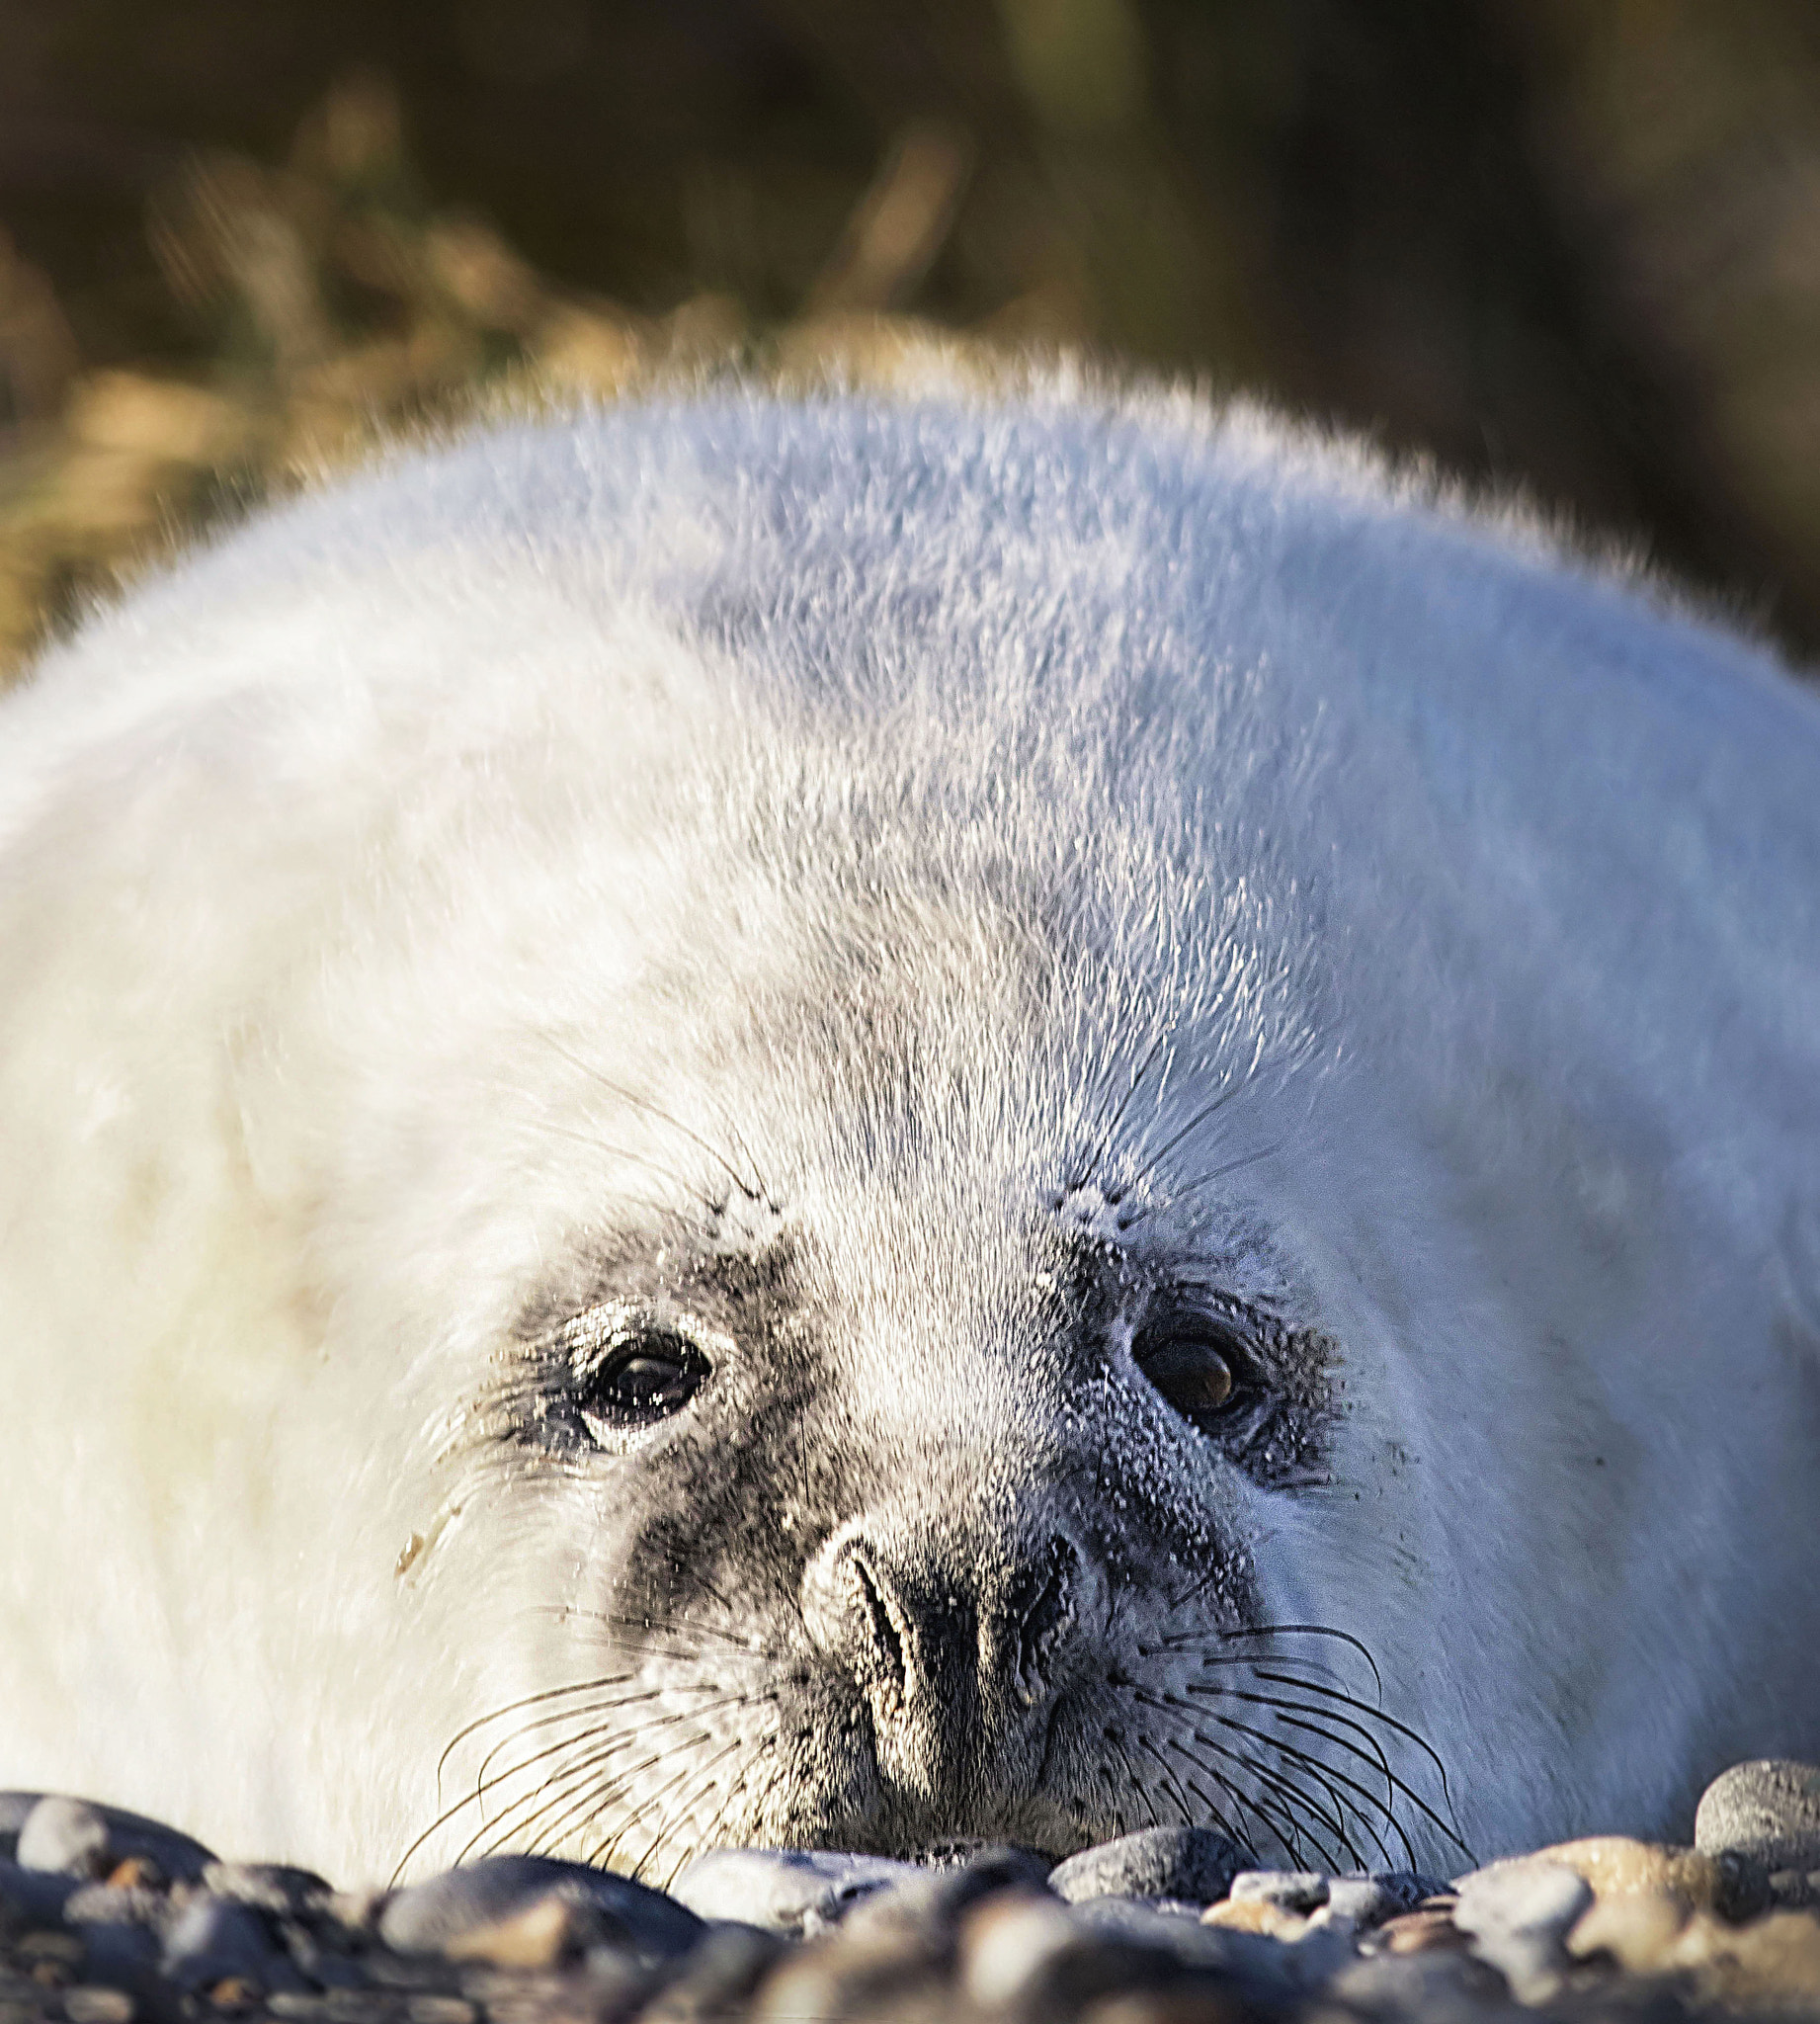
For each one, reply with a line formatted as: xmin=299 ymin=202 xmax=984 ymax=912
xmin=958 ymin=1890 xmax=1181 ymax=2018
xmin=15 ymin=1800 xmax=111 ymax=1879
xmin=161 ymin=1895 xmax=297 ymax=1994
xmin=378 ymin=1853 xmax=703 ymax=1963
xmin=4 ymin=1773 xmax=1820 ymax=2021
xmin=668 ymin=1847 xmax=923 ymax=1935
xmin=62 ymin=1986 xmax=136 ymax=2024
xmin=637 ymin=1923 xmax=783 ymax=2022
xmin=1696 ymin=1758 xmax=1820 ymax=1874
xmin=202 ymin=1863 xmax=334 ymax=1918
xmin=750 ymin=1920 xmax=942 ymax=2021
xmin=5 ymin=1796 xmax=214 ymax=1885
xmin=1047 ymin=1829 xmax=1242 ymax=1908
xmin=1450 ymin=1857 xmax=1592 ymax=2003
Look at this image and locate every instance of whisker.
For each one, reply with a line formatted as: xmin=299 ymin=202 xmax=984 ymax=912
xmin=624 ymin=1733 xmax=750 ymax=1884
xmin=1147 ymin=1688 xmax=1362 ymax=1867
xmin=1133 ymin=1740 xmax=1263 ymax=1862
xmin=1158 ymin=1729 xmax=1323 ymax=1867
xmin=537 ymin=1034 xmax=763 ymax=1202
xmin=1247 ymin=1668 xmax=1467 ymax=1848
xmin=434 ymin=1673 xmax=641 ymax=1799
xmin=1079 ymin=1030 xmax=1172 ymax=1184
xmin=469 ymin=1698 xmax=746 ymax=1864
xmin=1199 ymin=1708 xmax=1416 ymax=1871
xmin=1163 ymin=1140 xmax=1284 ymax=1207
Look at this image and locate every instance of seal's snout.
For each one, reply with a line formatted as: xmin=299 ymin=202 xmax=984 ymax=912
xmin=800 ymin=1519 xmax=1082 ymax=1807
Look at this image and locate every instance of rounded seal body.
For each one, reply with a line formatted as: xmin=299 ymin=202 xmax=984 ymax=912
xmin=0 ymin=384 xmax=1816 ymax=1883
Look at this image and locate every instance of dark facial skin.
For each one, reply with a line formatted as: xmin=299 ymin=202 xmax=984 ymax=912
xmin=441 ymin=1182 xmax=1365 ymax=1883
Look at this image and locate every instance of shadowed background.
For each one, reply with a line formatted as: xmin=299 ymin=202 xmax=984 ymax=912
xmin=5 ymin=0 xmax=1820 ymax=676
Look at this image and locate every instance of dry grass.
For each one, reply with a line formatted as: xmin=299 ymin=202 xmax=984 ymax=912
xmin=0 ymin=76 xmax=1015 ymax=689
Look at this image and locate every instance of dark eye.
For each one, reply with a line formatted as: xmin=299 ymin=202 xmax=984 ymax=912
xmin=578 ymin=1334 xmax=708 ymax=1437
xmin=1132 ymin=1319 xmax=1246 ymax=1423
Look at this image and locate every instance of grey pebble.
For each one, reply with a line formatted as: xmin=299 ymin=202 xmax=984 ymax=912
xmin=3 ymin=1792 xmax=215 ymax=1884
xmin=0 ymin=1852 xmax=80 ymax=1922
xmin=958 ymin=1892 xmax=1181 ymax=2017
xmin=162 ymin=1893 xmax=301 ymax=1993
xmin=668 ymin=1846 xmax=923 ymax=1935
xmin=1047 ymin=1826 xmax=1243 ymax=1907
xmin=1227 ymin=1867 xmax=1329 ymax=1913
xmin=639 ymin=1923 xmax=784 ymax=2021
xmin=840 ymin=1843 xmax=1053 ymax=1942
xmin=1318 ymin=1875 xmax=1424 ymax=1929
xmin=63 ymin=1883 xmax=169 ymax=1929
xmin=202 ymin=1861 xmax=334 ymax=1917
xmin=378 ymin=1853 xmax=703 ymax=1963
xmin=1451 ymin=1858 xmax=1592 ymax=2004
xmin=16 ymin=1796 xmax=112 ymax=1877
xmin=1695 ymin=1758 xmax=1820 ymax=1874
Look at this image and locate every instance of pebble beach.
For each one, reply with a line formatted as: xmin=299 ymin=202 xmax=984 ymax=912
xmin=4 ymin=1761 xmax=1819 ymax=2022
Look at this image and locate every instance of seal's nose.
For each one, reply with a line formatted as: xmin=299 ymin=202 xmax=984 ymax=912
xmin=800 ymin=1519 xmax=1080 ymax=1798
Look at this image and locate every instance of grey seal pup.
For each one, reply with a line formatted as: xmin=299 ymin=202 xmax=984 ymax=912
xmin=0 ymin=380 xmax=1816 ymax=1887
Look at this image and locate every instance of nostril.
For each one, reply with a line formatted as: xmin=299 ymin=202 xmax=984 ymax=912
xmin=1011 ymin=1535 xmax=1079 ymax=1705
xmin=845 ymin=1546 xmax=913 ymax=1703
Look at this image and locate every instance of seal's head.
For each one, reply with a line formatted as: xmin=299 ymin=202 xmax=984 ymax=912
xmin=2 ymin=385 xmax=1816 ymax=1884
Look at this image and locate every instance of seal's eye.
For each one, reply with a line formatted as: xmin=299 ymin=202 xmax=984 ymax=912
xmin=1133 ymin=1321 xmax=1243 ymax=1422
xmin=578 ymin=1333 xmax=708 ymax=1437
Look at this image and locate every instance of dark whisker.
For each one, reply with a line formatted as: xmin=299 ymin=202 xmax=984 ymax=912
xmin=1149 ymin=1689 xmax=1364 ymax=1867
xmin=1247 ymin=1668 xmax=1467 ymax=1848
xmin=537 ymin=1034 xmax=764 ymax=1202
xmin=624 ymin=1733 xmax=749 ymax=1884
xmin=1216 ymin=1625 xmax=1384 ymax=1699
xmin=1080 ymin=1030 xmax=1172 ymax=1183
xmin=1200 ymin=1707 xmax=1417 ymax=1871
xmin=538 ymin=1604 xmax=776 ymax=1658
xmin=433 ymin=1673 xmax=641 ymax=1799
xmin=1134 ymin=1734 xmax=1253 ymax=1857
xmin=1162 ymin=1140 xmax=1284 ymax=1207
xmin=1159 ymin=1729 xmax=1325 ymax=1868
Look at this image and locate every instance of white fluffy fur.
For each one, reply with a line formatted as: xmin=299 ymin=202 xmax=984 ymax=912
xmin=1 ymin=380 xmax=1817 ymax=1880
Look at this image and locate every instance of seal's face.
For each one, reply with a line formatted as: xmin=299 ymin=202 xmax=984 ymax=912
xmin=397 ymin=1010 xmax=1448 ymax=1887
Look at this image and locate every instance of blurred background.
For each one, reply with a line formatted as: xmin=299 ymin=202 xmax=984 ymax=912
xmin=6 ymin=0 xmax=1820 ymax=679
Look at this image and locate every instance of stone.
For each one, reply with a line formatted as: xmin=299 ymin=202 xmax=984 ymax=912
xmin=1565 ymin=1888 xmax=1688 ymax=1974
xmin=1768 ymin=1867 xmax=1820 ymax=1909
xmin=1451 ymin=1858 xmax=1592 ymax=2003
xmin=0 ymin=1854 xmax=80 ymax=1923
xmin=1513 ymin=1833 xmax=1720 ymax=1911
xmin=63 ymin=1883 xmax=167 ymax=1929
xmin=959 ymin=1892 xmax=1183 ymax=2018
xmin=378 ymin=1855 xmax=703 ymax=1964
xmin=4 ymin=1796 xmax=213 ymax=1884
xmin=1076 ymin=1898 xmax=1334 ymax=1993
xmin=62 ymin=1987 xmax=136 ymax=2024
xmin=1048 ymin=1830 xmax=1244 ymax=1909
xmin=1076 ymin=1995 xmax=1244 ymax=2024
xmin=437 ymin=1891 xmax=582 ymax=1970
xmin=751 ymin=1921 xmax=945 ymax=2021
xmin=1374 ymin=1907 xmax=1466 ymax=1956
xmin=839 ymin=1843 xmax=1053 ymax=1946
xmin=1695 ymin=1759 xmax=1820 ymax=1874
xmin=668 ymin=1847 xmax=922 ymax=1935
xmin=201 ymin=1864 xmax=334 ymax=1917
xmin=1317 ymin=1876 xmax=1413 ymax=1930
xmin=1330 ymin=1946 xmax=1521 ymax=2016
xmin=636 ymin=1923 xmax=783 ymax=2022
xmin=15 ymin=1799 xmax=110 ymax=1878
xmin=1668 ymin=1904 xmax=1820 ymax=2006
xmin=161 ymin=1896 xmax=291 ymax=1994
xmin=1225 ymin=1870 xmax=1328 ymax=1912
xmin=1199 ymin=1896 xmax=1307 ymax=1939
